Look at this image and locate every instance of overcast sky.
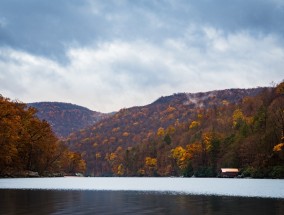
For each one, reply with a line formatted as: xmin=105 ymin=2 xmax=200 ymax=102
xmin=0 ymin=0 xmax=283 ymax=112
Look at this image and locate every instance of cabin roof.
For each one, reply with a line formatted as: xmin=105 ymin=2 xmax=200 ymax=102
xmin=221 ymin=168 xmax=239 ymax=173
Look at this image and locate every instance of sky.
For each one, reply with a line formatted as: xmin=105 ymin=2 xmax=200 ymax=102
xmin=0 ymin=0 xmax=283 ymax=113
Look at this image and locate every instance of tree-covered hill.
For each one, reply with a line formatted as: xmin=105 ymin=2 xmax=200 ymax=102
xmin=28 ymin=102 xmax=111 ymax=138
xmin=65 ymin=86 xmax=284 ymax=178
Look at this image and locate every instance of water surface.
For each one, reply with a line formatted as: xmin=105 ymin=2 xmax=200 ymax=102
xmin=1 ymin=178 xmax=284 ymax=215
xmin=1 ymin=189 xmax=284 ymax=215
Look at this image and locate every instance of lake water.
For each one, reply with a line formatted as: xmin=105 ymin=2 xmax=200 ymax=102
xmin=0 ymin=177 xmax=284 ymax=214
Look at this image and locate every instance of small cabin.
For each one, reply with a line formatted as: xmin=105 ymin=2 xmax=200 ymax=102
xmin=220 ymin=168 xmax=239 ymax=178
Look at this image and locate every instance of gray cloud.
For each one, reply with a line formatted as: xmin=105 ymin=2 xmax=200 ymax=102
xmin=0 ymin=0 xmax=283 ymax=61
xmin=0 ymin=0 xmax=283 ymax=111
xmin=190 ymin=0 xmax=284 ymax=33
xmin=0 ymin=0 xmax=96 ymax=61
xmin=1 ymin=28 xmax=283 ymax=112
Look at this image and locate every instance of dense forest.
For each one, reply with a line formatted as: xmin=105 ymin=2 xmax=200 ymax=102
xmin=0 ymin=96 xmax=86 ymax=177
xmin=1 ymin=82 xmax=283 ymax=178
xmin=28 ymin=102 xmax=110 ymax=138
xmin=66 ymin=83 xmax=284 ymax=178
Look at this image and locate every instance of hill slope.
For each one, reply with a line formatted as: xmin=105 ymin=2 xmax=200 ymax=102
xmin=28 ymin=102 xmax=110 ymax=138
xmin=65 ymin=87 xmax=283 ymax=177
xmin=68 ymin=88 xmax=265 ymax=148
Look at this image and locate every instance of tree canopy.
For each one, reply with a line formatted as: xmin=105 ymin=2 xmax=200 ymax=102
xmin=0 ymin=95 xmax=85 ymax=177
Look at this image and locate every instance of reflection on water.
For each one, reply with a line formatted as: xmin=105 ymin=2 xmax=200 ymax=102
xmin=0 ymin=190 xmax=284 ymax=215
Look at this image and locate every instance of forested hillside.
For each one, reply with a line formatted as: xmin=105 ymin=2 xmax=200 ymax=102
xmin=2 ymin=83 xmax=283 ymax=178
xmin=0 ymin=96 xmax=86 ymax=177
xmin=28 ymin=102 xmax=110 ymax=138
xmin=66 ymin=85 xmax=284 ymax=178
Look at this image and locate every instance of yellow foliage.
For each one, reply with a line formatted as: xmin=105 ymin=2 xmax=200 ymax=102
xmin=109 ymin=153 xmax=117 ymax=161
xmin=189 ymin=121 xmax=200 ymax=129
xmin=95 ymin=152 xmax=101 ymax=159
xmin=171 ymin=146 xmax=186 ymax=159
xmin=93 ymin=143 xmax=98 ymax=148
xmin=202 ymin=133 xmax=212 ymax=151
xmin=145 ymin=157 xmax=157 ymax=167
xmin=171 ymin=146 xmax=189 ymax=170
xmin=232 ymin=108 xmax=245 ymax=127
xmin=64 ymin=152 xmax=86 ymax=174
xmin=117 ymin=164 xmax=124 ymax=176
xmin=186 ymin=143 xmax=202 ymax=158
xmin=273 ymin=143 xmax=284 ymax=152
xmin=157 ymin=127 xmax=165 ymax=137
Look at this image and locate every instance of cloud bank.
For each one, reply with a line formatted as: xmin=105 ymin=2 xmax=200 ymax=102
xmin=0 ymin=0 xmax=283 ymax=112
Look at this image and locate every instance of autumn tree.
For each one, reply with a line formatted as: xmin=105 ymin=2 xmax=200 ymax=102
xmin=171 ymin=146 xmax=190 ymax=176
xmin=0 ymin=96 xmax=23 ymax=174
xmin=144 ymin=156 xmax=157 ymax=176
xmin=105 ymin=146 xmax=125 ymax=176
xmin=0 ymin=95 xmax=85 ymax=177
xmin=61 ymin=151 xmax=86 ymax=175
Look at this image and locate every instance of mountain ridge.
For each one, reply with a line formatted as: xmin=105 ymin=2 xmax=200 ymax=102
xmin=65 ymin=86 xmax=278 ymax=176
xmin=28 ymin=87 xmax=269 ymax=139
xmin=28 ymin=102 xmax=111 ymax=138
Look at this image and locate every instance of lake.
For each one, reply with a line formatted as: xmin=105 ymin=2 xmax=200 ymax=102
xmin=0 ymin=177 xmax=284 ymax=214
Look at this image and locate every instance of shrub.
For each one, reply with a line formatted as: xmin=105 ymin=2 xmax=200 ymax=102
xmin=269 ymin=166 xmax=284 ymax=179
